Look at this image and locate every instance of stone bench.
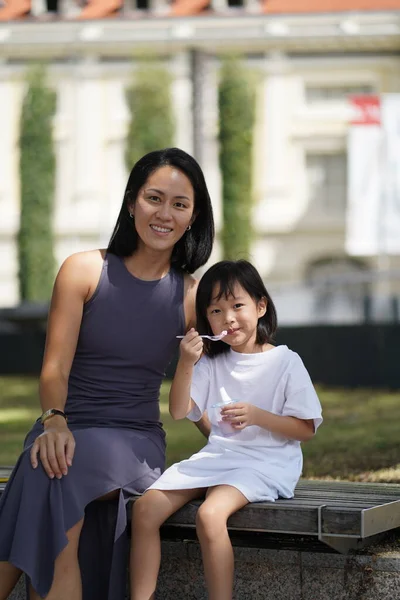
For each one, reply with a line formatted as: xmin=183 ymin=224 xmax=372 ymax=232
xmin=2 ymin=474 xmax=400 ymax=599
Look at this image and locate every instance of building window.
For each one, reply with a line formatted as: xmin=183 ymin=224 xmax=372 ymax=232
xmin=306 ymin=85 xmax=375 ymax=103
xmin=306 ymin=257 xmax=370 ymax=323
xmin=306 ymin=153 xmax=347 ymax=215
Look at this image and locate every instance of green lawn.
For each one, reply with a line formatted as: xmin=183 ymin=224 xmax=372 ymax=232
xmin=1 ymin=377 xmax=400 ymax=482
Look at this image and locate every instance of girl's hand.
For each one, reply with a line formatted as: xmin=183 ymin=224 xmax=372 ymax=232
xmin=221 ymin=402 xmax=259 ymax=430
xmin=30 ymin=418 xmax=76 ymax=479
xmin=179 ymin=328 xmax=203 ymax=366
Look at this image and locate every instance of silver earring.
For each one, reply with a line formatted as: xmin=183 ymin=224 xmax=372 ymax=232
xmin=129 ymin=213 xmax=133 ymax=219
xmin=186 ymin=225 xmax=191 ymax=231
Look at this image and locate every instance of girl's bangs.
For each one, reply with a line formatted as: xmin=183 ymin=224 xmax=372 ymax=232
xmin=212 ymin=274 xmax=239 ymax=302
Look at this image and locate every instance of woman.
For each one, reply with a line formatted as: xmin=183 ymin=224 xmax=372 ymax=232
xmin=0 ymin=148 xmax=214 ymax=600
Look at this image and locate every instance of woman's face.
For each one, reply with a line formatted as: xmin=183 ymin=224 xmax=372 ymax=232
xmin=130 ymin=165 xmax=195 ymax=254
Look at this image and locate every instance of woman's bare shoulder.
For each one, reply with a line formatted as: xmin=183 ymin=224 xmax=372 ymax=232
xmin=61 ymin=249 xmax=106 ymax=270
xmin=183 ymin=273 xmax=199 ymax=296
xmin=56 ymin=249 xmax=106 ymax=298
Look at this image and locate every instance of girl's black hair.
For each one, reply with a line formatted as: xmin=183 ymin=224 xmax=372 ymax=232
xmin=107 ymin=148 xmax=215 ymax=274
xmin=196 ymin=260 xmax=278 ymax=357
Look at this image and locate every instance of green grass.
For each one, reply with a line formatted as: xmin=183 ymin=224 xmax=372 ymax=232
xmin=0 ymin=377 xmax=206 ymax=467
xmin=1 ymin=377 xmax=400 ymax=482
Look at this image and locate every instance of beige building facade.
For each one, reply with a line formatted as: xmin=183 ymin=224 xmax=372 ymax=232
xmin=0 ymin=10 xmax=400 ymax=321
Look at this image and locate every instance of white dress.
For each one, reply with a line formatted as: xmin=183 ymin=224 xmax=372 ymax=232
xmin=149 ymin=345 xmax=323 ymax=502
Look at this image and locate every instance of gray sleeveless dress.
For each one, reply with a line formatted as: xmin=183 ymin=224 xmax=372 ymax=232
xmin=0 ymin=253 xmax=185 ymax=599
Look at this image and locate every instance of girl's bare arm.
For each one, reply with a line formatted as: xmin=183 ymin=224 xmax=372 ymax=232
xmin=181 ymin=275 xmax=211 ymax=437
xmin=221 ymin=403 xmax=315 ymax=442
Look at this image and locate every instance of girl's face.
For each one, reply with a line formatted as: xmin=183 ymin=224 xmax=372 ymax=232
xmin=129 ymin=165 xmax=195 ymax=255
xmin=206 ymin=283 xmax=267 ymax=354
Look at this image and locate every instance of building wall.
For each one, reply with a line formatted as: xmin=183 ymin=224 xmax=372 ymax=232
xmin=0 ymin=55 xmax=200 ymax=305
xmin=251 ymin=52 xmax=400 ymax=282
xmin=1 ymin=50 xmax=399 ymax=310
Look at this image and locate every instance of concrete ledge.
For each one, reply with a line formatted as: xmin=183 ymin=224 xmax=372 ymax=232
xmin=155 ymin=541 xmax=400 ymax=600
xmin=8 ymin=538 xmax=400 ymax=600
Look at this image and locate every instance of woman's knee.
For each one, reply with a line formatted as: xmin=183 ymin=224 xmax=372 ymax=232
xmin=196 ymin=503 xmax=227 ymax=542
xmin=62 ymin=517 xmax=85 ymax=553
xmin=53 ymin=517 xmax=84 ymax=571
xmin=67 ymin=517 xmax=84 ymax=539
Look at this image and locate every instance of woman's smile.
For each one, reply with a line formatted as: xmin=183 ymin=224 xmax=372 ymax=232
xmin=149 ymin=224 xmax=173 ymax=236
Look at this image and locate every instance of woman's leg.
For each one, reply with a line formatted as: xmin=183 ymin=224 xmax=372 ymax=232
xmin=0 ymin=562 xmax=22 ymax=600
xmin=29 ymin=517 xmax=84 ymax=600
xmin=130 ymin=488 xmax=203 ymax=600
xmin=195 ymin=485 xmax=249 ymax=600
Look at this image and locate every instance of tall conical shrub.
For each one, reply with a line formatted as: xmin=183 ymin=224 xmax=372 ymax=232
xmin=218 ymin=57 xmax=255 ymax=260
xmin=18 ymin=64 xmax=56 ymax=302
xmin=125 ymin=60 xmax=175 ymax=170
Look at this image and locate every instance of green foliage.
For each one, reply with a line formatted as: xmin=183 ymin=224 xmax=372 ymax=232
xmin=3 ymin=376 xmax=400 ymax=483
xmin=218 ymin=57 xmax=256 ymax=260
xmin=18 ymin=64 xmax=56 ymax=302
xmin=125 ymin=60 xmax=175 ymax=171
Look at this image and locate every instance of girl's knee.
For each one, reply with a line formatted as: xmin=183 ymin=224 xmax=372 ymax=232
xmin=196 ymin=503 xmax=227 ymax=542
xmin=131 ymin=492 xmax=165 ymax=530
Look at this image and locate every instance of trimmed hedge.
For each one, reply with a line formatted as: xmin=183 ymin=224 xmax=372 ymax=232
xmin=125 ymin=60 xmax=175 ymax=170
xmin=18 ymin=65 xmax=56 ymax=302
xmin=218 ymin=57 xmax=255 ymax=260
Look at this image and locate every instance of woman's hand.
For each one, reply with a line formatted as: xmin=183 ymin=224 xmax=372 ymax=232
xmin=179 ymin=328 xmax=203 ymax=366
xmin=30 ymin=417 xmax=76 ymax=479
xmin=221 ymin=402 xmax=259 ymax=430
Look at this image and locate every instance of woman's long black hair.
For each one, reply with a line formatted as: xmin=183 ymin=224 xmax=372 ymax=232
xmin=196 ymin=260 xmax=278 ymax=357
xmin=107 ymin=148 xmax=214 ymax=274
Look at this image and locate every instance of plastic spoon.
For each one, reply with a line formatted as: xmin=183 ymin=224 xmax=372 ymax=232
xmin=176 ymin=330 xmax=228 ymax=342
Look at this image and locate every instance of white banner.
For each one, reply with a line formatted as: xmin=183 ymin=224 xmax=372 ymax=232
xmin=380 ymin=94 xmax=400 ymax=255
xmin=346 ymin=96 xmax=383 ymax=256
xmin=346 ymin=94 xmax=400 ymax=256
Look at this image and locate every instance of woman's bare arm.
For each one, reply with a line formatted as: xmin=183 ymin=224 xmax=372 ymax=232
xmin=31 ymin=250 xmax=104 ymax=477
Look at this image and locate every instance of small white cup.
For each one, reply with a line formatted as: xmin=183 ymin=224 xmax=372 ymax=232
xmin=210 ymin=400 xmax=237 ymax=437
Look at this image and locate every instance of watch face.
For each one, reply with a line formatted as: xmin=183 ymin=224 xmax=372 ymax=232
xmin=42 ymin=409 xmax=54 ymax=423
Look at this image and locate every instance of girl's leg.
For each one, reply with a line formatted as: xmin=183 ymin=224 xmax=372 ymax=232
xmin=195 ymin=485 xmax=249 ymax=600
xmin=29 ymin=517 xmax=84 ymax=600
xmin=0 ymin=562 xmax=22 ymax=600
xmin=130 ymin=488 xmax=204 ymax=600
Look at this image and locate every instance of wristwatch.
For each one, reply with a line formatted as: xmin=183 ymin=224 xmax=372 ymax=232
xmin=40 ymin=408 xmax=68 ymax=425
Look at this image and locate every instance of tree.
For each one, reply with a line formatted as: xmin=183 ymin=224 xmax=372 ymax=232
xmin=125 ymin=60 xmax=175 ymax=171
xmin=18 ymin=64 xmax=56 ymax=302
xmin=218 ymin=57 xmax=255 ymax=260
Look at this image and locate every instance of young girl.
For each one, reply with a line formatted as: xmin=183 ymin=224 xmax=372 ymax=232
xmin=130 ymin=259 xmax=323 ymax=600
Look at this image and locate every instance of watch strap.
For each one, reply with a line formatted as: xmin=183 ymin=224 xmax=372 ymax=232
xmin=41 ymin=408 xmax=68 ymax=425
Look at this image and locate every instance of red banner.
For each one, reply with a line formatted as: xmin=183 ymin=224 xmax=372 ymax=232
xmin=349 ymin=95 xmax=381 ymax=126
